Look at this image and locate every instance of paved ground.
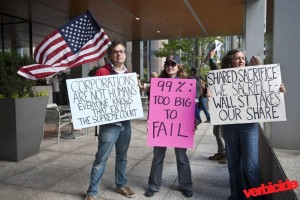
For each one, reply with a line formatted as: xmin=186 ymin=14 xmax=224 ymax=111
xmin=0 ymin=111 xmax=231 ymax=200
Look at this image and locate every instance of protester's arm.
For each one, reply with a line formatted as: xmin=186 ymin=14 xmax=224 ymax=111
xmin=207 ymin=50 xmax=220 ymax=70
xmin=138 ymin=79 xmax=144 ymax=90
xmin=205 ymin=50 xmax=219 ymax=98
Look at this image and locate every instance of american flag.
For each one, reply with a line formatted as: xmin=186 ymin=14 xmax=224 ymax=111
xmin=18 ymin=10 xmax=111 ymax=80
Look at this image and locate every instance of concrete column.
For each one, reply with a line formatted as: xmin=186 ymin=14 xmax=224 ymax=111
xmin=139 ymin=42 xmax=144 ymax=78
xmin=125 ymin=42 xmax=132 ymax=72
xmin=146 ymin=41 xmax=150 ymax=81
xmin=131 ymin=41 xmax=143 ymax=77
xmin=264 ymin=0 xmax=300 ymax=149
xmin=244 ymin=0 xmax=265 ymax=62
xmin=231 ymin=36 xmax=239 ymax=50
xmin=150 ymin=40 xmax=167 ymax=75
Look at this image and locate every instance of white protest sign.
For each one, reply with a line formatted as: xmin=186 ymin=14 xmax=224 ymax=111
xmin=66 ymin=73 xmax=144 ymax=129
xmin=214 ymin=40 xmax=222 ymax=52
xmin=207 ymin=64 xmax=286 ymax=125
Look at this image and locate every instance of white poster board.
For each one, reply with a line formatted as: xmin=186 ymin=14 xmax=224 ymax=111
xmin=214 ymin=40 xmax=222 ymax=52
xmin=207 ymin=64 xmax=286 ymax=125
xmin=66 ymin=73 xmax=144 ymax=129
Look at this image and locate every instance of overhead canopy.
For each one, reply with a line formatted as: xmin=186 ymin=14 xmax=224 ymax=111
xmin=0 ymin=0 xmax=245 ymax=49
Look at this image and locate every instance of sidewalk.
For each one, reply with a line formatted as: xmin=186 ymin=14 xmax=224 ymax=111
xmin=0 ymin=111 xmax=230 ymax=200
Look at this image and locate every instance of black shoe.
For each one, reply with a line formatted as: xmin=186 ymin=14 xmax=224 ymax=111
xmin=181 ymin=189 xmax=193 ymax=198
xmin=145 ymin=188 xmax=156 ymax=197
xmin=208 ymin=153 xmax=225 ymax=160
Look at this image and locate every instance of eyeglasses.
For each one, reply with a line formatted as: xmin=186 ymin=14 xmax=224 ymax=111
xmin=165 ymin=62 xmax=177 ymax=67
xmin=111 ymin=50 xmax=126 ymax=55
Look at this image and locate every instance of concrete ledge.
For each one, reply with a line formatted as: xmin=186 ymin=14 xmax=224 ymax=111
xmin=259 ymin=127 xmax=299 ymax=200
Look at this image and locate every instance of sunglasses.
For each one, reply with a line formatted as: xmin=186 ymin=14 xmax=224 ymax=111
xmin=165 ymin=62 xmax=177 ymax=67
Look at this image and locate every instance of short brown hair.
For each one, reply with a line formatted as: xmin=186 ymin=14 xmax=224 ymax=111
xmin=107 ymin=39 xmax=125 ymax=56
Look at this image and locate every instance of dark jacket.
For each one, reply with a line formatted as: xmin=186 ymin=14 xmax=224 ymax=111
xmin=201 ymin=84 xmax=208 ymax=98
xmin=209 ymin=58 xmax=220 ymax=71
xmin=200 ymin=58 xmax=219 ymax=98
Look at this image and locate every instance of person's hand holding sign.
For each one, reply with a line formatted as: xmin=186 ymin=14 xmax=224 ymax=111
xmin=279 ymin=83 xmax=286 ymax=93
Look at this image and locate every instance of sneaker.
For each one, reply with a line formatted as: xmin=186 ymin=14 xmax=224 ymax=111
xmin=117 ymin=186 xmax=136 ymax=198
xmin=218 ymin=157 xmax=228 ymax=164
xmin=208 ymin=153 xmax=225 ymax=160
xmin=85 ymin=195 xmax=95 ymax=200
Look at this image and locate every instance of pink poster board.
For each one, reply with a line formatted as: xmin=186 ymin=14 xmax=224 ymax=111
xmin=147 ymin=78 xmax=196 ymax=148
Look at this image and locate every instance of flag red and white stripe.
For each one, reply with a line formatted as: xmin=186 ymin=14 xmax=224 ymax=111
xmin=18 ymin=10 xmax=111 ymax=80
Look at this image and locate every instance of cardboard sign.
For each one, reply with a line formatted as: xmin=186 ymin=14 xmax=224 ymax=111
xmin=66 ymin=73 xmax=144 ymax=129
xmin=207 ymin=64 xmax=286 ymax=125
xmin=147 ymin=78 xmax=196 ymax=148
xmin=213 ymin=40 xmax=222 ymax=52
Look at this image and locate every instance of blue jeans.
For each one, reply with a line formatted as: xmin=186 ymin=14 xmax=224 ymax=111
xmin=52 ymin=92 xmax=60 ymax=105
xmin=198 ymin=96 xmax=210 ymax=121
xmin=195 ymin=104 xmax=201 ymax=122
xmin=148 ymin=147 xmax=192 ymax=191
xmin=222 ymin=123 xmax=262 ymax=200
xmin=213 ymin=125 xmax=225 ymax=154
xmin=87 ymin=121 xmax=131 ymax=196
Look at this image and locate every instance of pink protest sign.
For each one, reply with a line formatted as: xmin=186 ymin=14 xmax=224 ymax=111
xmin=147 ymin=78 xmax=196 ymax=148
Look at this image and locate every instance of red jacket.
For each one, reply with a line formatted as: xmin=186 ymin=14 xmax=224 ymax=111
xmin=95 ymin=63 xmax=116 ymax=76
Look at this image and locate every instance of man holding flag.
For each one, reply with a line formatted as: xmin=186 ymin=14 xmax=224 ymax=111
xmin=17 ymin=10 xmax=136 ymax=199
